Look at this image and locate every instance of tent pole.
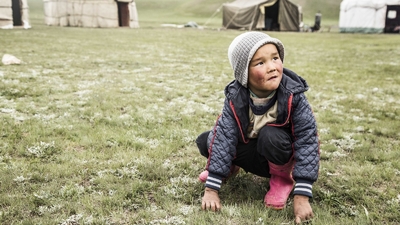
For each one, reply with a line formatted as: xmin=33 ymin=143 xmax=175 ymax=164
xmin=203 ymin=4 xmax=223 ymax=27
xmin=225 ymin=9 xmax=240 ymax=29
xmin=249 ymin=5 xmax=259 ymax=30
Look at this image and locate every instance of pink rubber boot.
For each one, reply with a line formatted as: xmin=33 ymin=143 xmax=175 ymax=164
xmin=264 ymin=160 xmax=295 ymax=210
xmin=198 ymin=165 xmax=240 ymax=183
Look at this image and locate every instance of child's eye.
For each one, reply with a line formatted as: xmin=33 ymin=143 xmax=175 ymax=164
xmin=256 ymin=62 xmax=264 ymax=66
xmin=273 ymin=57 xmax=279 ymax=61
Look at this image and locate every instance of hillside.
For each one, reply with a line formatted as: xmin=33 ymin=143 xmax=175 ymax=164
xmin=136 ymin=0 xmax=342 ymax=27
xmin=290 ymin=0 xmax=342 ymax=22
xmin=27 ymin=0 xmax=341 ymax=28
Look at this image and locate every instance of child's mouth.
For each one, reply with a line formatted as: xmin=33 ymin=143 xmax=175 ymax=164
xmin=268 ymin=76 xmax=278 ymax=81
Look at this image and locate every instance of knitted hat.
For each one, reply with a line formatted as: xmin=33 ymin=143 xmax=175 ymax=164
xmin=227 ymin=31 xmax=285 ymax=88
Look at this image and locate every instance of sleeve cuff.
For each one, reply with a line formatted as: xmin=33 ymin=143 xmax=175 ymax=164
xmin=293 ymin=179 xmax=313 ymax=198
xmin=204 ymin=172 xmax=223 ymax=192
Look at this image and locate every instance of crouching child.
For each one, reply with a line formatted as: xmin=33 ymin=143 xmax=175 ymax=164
xmin=196 ymin=31 xmax=320 ymax=224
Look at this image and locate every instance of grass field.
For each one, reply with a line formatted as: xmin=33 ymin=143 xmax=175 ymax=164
xmin=0 ymin=0 xmax=399 ymax=224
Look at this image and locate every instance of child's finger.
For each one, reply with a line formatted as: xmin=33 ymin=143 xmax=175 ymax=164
xmin=211 ymin=201 xmax=221 ymax=212
xmin=201 ymin=200 xmax=208 ymax=210
xmin=295 ymin=216 xmax=301 ymax=224
xmin=215 ymin=203 xmax=221 ymax=211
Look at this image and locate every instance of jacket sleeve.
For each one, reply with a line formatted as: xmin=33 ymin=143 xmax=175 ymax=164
xmin=290 ymin=93 xmax=320 ymax=198
xmin=205 ymin=98 xmax=239 ymax=191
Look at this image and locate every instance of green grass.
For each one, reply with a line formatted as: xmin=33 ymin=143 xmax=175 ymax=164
xmin=0 ymin=0 xmax=399 ymax=224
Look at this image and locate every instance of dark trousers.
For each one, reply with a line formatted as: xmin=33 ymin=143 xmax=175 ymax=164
xmin=196 ymin=126 xmax=293 ymax=178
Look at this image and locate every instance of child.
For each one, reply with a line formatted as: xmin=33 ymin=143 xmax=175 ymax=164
xmin=196 ymin=31 xmax=320 ymax=224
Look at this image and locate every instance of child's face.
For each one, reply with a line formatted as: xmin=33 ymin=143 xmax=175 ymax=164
xmin=248 ymin=44 xmax=283 ymax=98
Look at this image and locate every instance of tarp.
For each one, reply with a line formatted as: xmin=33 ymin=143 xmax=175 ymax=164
xmin=339 ymin=0 xmax=400 ymax=33
xmin=222 ymin=0 xmax=302 ymax=31
xmin=43 ymin=0 xmax=139 ymax=28
xmin=0 ymin=0 xmax=30 ymax=29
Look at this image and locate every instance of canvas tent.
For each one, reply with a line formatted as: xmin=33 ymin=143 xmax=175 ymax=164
xmin=222 ymin=0 xmax=302 ymax=31
xmin=339 ymin=0 xmax=400 ymax=33
xmin=0 ymin=0 xmax=30 ymax=29
xmin=43 ymin=0 xmax=139 ymax=28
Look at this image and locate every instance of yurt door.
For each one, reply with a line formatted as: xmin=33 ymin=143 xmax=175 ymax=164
xmin=118 ymin=2 xmax=130 ymax=27
xmin=12 ymin=0 xmax=22 ymax=26
xmin=264 ymin=0 xmax=280 ymax=31
xmin=385 ymin=5 xmax=400 ymax=33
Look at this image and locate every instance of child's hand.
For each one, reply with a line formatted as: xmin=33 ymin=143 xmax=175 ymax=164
xmin=201 ymin=187 xmax=221 ymax=212
xmin=293 ymin=195 xmax=314 ymax=224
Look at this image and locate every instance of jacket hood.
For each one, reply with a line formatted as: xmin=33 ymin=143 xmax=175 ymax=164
xmin=280 ymin=68 xmax=309 ymax=94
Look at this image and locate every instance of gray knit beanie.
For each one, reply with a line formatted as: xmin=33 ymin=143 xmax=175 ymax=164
xmin=228 ymin=31 xmax=285 ymax=88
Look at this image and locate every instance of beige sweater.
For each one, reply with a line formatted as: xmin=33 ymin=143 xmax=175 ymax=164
xmin=247 ymin=96 xmax=278 ymax=139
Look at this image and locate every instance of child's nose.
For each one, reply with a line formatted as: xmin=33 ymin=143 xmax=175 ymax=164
xmin=266 ymin=61 xmax=276 ymax=72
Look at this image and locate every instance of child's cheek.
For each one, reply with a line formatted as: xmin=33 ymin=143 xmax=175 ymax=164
xmin=253 ymin=71 xmax=266 ymax=83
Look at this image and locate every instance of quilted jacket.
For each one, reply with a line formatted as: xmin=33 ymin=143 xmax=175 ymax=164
xmin=205 ymin=68 xmax=320 ymax=197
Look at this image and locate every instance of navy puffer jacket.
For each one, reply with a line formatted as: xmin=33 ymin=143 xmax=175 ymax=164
xmin=205 ymin=68 xmax=320 ymax=197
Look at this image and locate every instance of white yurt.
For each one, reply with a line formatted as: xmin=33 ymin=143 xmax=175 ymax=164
xmin=43 ymin=0 xmax=139 ymax=28
xmin=339 ymin=0 xmax=400 ymax=33
xmin=0 ymin=0 xmax=30 ymax=29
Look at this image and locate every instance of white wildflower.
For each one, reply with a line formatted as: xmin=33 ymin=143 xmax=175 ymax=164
xmin=59 ymin=214 xmax=83 ymax=225
xmin=179 ymin=205 xmax=193 ymax=216
xmin=14 ymin=176 xmax=30 ymax=183
xmin=149 ymin=216 xmax=185 ymax=225
xmin=108 ymin=189 xmax=116 ymax=196
xmin=34 ymin=190 xmax=50 ymax=200
xmin=0 ymin=108 xmax=15 ymax=113
xmin=26 ymin=141 xmax=55 ymax=158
